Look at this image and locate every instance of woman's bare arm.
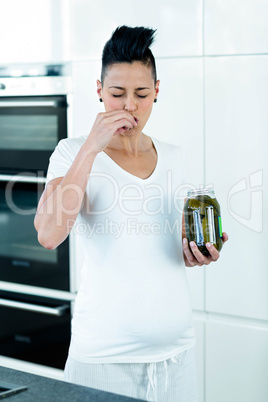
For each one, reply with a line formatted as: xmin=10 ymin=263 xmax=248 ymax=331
xmin=34 ymin=146 xmax=97 ymax=250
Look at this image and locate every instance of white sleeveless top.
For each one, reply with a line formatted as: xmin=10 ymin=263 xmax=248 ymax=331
xmin=46 ymin=135 xmax=195 ymax=363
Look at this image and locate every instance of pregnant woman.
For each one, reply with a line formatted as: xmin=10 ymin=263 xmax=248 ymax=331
xmin=34 ymin=25 xmax=228 ymax=402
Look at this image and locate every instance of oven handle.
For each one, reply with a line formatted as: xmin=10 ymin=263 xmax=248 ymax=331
xmin=0 ymin=298 xmax=69 ymax=317
xmin=0 ymin=100 xmax=60 ymax=108
xmin=0 ymin=175 xmax=46 ymax=183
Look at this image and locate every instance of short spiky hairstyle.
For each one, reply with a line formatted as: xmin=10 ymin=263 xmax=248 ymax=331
xmin=101 ymin=25 xmax=157 ymax=85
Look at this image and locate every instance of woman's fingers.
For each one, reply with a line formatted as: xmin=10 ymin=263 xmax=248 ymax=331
xmin=204 ymin=243 xmax=220 ymax=261
xmin=189 ymin=242 xmax=210 ymax=265
xmin=101 ymin=110 xmax=137 ymax=126
xmin=222 ymin=232 xmax=229 ymax=244
xmin=183 ymin=233 xmax=228 ymax=267
xmin=86 ymin=110 xmax=138 ymax=154
xmin=111 ymin=118 xmax=136 ymax=133
xmin=189 ymin=241 xmax=219 ymax=264
xmin=182 ymin=238 xmax=221 ymax=267
xmin=183 ymin=239 xmax=202 ymax=266
xmin=100 ymin=110 xmax=138 ymax=134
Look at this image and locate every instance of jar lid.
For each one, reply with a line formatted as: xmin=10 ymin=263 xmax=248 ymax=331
xmin=187 ymin=188 xmax=215 ymax=198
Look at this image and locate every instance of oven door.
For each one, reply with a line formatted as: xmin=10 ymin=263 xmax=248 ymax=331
xmin=0 ymin=96 xmax=67 ymax=174
xmin=0 ymin=177 xmax=69 ymax=291
xmin=0 ymin=290 xmax=71 ymax=369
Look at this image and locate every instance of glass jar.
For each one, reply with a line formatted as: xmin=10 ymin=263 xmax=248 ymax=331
xmin=183 ymin=188 xmax=223 ymax=256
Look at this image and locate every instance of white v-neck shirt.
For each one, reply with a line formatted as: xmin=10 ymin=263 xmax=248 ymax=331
xmin=46 ymin=134 xmax=195 ymax=363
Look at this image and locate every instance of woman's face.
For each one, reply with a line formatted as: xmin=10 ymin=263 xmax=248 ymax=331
xmin=97 ymin=61 xmax=159 ymax=134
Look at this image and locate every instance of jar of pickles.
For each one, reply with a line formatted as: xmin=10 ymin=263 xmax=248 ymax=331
xmin=183 ymin=188 xmax=223 ymax=256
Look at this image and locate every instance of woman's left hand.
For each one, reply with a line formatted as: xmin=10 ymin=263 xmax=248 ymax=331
xmin=182 ymin=232 xmax=229 ymax=267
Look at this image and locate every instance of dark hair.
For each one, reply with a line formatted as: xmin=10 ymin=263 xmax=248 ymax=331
xmin=101 ymin=25 xmax=157 ymax=85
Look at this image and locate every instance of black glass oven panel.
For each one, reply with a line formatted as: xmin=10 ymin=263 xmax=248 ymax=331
xmin=0 ymin=115 xmax=58 ymax=150
xmin=0 ymin=291 xmax=70 ymax=369
xmin=0 ymin=180 xmax=69 ymax=291
xmin=0 ymin=96 xmax=67 ymax=174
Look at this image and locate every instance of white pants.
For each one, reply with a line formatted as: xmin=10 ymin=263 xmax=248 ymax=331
xmin=64 ymin=347 xmax=198 ymax=402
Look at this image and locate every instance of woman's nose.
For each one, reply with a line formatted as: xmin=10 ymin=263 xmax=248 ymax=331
xmin=123 ymin=96 xmax=137 ymax=112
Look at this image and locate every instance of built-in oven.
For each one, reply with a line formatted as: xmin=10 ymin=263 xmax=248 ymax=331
xmin=0 ymin=95 xmax=67 ymax=174
xmin=0 ymin=176 xmax=69 ymax=291
xmin=0 ymin=290 xmax=71 ymax=369
xmin=0 ymin=70 xmax=72 ymax=175
xmin=0 ymin=66 xmax=76 ymax=375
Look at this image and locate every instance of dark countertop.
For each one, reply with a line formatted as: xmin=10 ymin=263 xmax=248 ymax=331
xmin=0 ymin=366 xmax=144 ymax=402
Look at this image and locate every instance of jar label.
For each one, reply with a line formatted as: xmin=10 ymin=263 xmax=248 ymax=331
xmin=218 ymin=216 xmax=223 ymax=237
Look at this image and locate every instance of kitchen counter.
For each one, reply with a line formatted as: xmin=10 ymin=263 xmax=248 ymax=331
xmin=0 ymin=366 xmax=144 ymax=401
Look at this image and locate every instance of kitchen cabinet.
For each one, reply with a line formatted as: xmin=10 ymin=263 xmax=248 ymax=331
xmin=206 ymin=320 xmax=268 ymax=402
xmin=0 ymin=0 xmax=70 ymax=64
xmin=205 ymin=55 xmax=268 ymax=320
xmin=193 ymin=317 xmax=204 ymax=402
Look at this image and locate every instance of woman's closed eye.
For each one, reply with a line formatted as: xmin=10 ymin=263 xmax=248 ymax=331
xmin=112 ymin=94 xmax=148 ymax=98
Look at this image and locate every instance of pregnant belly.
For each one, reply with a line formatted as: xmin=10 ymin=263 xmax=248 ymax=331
xmin=121 ymin=288 xmax=193 ymax=345
xmin=74 ymin=274 xmax=193 ymax=349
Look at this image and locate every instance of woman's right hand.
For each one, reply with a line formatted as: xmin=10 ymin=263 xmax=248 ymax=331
xmin=85 ymin=109 xmax=138 ymax=154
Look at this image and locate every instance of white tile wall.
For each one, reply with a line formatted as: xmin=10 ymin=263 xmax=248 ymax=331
xmin=205 ymin=56 xmax=268 ymax=320
xmin=70 ymin=0 xmax=203 ymax=60
xmin=71 ymin=61 xmax=103 ymax=138
xmin=206 ymin=320 xmax=268 ymax=402
xmin=205 ymin=0 xmax=268 ymax=55
xmin=0 ymin=0 xmax=70 ymax=64
xmin=193 ymin=316 xmax=205 ymax=402
xmin=186 ymin=266 xmax=205 ymax=312
xmin=145 ymin=58 xmax=204 ymax=188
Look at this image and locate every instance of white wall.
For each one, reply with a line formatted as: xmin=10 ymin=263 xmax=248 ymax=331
xmin=0 ymin=0 xmax=70 ymax=64
xmin=69 ymin=1 xmax=268 ymax=401
xmin=204 ymin=1 xmax=268 ymax=400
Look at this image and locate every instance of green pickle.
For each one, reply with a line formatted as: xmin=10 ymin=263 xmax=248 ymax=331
xmin=184 ymin=189 xmax=223 ymax=257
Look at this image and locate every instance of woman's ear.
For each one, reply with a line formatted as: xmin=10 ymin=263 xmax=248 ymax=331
xmin=155 ymin=79 xmax=160 ymax=100
xmin=96 ymin=79 xmax=102 ymax=101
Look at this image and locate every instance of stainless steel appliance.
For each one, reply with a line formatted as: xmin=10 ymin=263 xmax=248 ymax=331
xmin=0 ymin=176 xmax=69 ymax=291
xmin=0 ymin=290 xmax=71 ymax=370
xmin=0 ymin=65 xmax=75 ymax=375
xmin=0 ymin=95 xmax=67 ymax=174
xmin=0 ymin=65 xmax=72 ymax=175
